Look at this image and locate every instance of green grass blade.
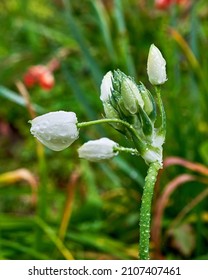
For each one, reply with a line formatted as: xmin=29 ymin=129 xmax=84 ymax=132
xmin=0 ymin=238 xmax=49 ymax=260
xmin=91 ymin=0 xmax=117 ymax=62
xmin=113 ymin=157 xmax=144 ymax=187
xmin=62 ymin=0 xmax=103 ymax=87
xmin=61 ymin=64 xmax=96 ymax=120
xmin=35 ymin=217 xmax=74 ymax=260
xmin=16 ymin=19 xmax=78 ymax=48
xmin=0 ymin=86 xmax=45 ymax=113
xmin=69 ymin=231 xmax=134 ymax=259
xmin=114 ymin=0 xmax=136 ymax=76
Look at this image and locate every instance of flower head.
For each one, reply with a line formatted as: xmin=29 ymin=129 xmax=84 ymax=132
xmin=29 ymin=111 xmax=79 ymax=151
xmin=147 ymin=44 xmax=167 ymax=85
xmin=78 ymin=138 xmax=118 ymax=162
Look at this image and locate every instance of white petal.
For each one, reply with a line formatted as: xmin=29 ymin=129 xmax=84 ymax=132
xmin=29 ymin=111 xmax=79 ymax=151
xmin=78 ymin=137 xmax=118 ymax=162
xmin=100 ymin=71 xmax=113 ymax=102
xmin=147 ymin=44 xmax=167 ymax=85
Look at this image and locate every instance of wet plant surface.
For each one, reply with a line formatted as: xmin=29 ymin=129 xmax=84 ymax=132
xmin=0 ymin=0 xmax=208 ymax=260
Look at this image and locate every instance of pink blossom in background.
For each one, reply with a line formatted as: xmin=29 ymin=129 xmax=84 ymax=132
xmin=155 ymin=0 xmax=191 ymax=10
xmin=23 ymin=65 xmax=55 ymax=90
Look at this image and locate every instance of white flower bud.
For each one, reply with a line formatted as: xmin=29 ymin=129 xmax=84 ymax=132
xmin=78 ymin=137 xmax=118 ymax=162
xmin=100 ymin=71 xmax=113 ymax=102
xmin=29 ymin=111 xmax=79 ymax=151
xmin=147 ymin=44 xmax=167 ymax=85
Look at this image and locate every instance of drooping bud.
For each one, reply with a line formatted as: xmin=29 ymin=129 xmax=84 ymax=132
xmin=29 ymin=111 xmax=79 ymax=151
xmin=78 ymin=138 xmax=118 ymax=162
xmin=147 ymin=44 xmax=167 ymax=85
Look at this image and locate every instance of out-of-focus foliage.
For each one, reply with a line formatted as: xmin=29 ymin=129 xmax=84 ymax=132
xmin=0 ymin=0 xmax=208 ymax=260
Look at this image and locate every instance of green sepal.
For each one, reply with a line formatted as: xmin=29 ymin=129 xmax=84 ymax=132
xmin=131 ymin=133 xmax=147 ymax=156
xmin=103 ymin=102 xmax=124 ymax=132
xmin=139 ymin=83 xmax=157 ymax=122
xmin=138 ymin=106 xmax=153 ymax=138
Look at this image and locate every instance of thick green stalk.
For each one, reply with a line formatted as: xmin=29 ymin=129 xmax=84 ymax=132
xmin=139 ymin=161 xmax=161 ymax=260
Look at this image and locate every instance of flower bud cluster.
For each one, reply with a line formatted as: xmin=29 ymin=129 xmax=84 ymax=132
xmin=100 ymin=45 xmax=166 ymax=164
xmin=101 ymin=70 xmax=157 ymax=139
xmin=100 ymin=70 xmax=162 ymax=163
xmin=29 ymin=44 xmax=166 ymax=165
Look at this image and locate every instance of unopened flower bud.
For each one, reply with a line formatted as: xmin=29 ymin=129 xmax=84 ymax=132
xmin=121 ymin=76 xmax=144 ymax=114
xmin=78 ymin=137 xmax=118 ymax=162
xmin=100 ymin=71 xmax=113 ymax=102
xmin=29 ymin=111 xmax=79 ymax=151
xmin=147 ymin=44 xmax=167 ymax=85
xmin=102 ymin=70 xmax=145 ymax=116
xmin=103 ymin=102 xmax=124 ymax=131
xmin=139 ymin=83 xmax=156 ymax=120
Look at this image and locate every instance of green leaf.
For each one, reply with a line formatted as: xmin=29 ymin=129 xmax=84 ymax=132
xmin=0 ymin=86 xmax=45 ymax=113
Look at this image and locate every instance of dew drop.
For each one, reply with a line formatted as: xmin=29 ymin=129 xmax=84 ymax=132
xmin=45 ymin=135 xmax=51 ymax=141
xmin=60 ymin=132 xmax=67 ymax=137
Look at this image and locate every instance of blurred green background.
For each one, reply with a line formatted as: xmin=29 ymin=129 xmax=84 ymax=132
xmin=0 ymin=0 xmax=208 ymax=260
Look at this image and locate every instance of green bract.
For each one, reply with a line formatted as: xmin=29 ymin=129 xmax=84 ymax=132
xmin=100 ymin=69 xmax=166 ymax=165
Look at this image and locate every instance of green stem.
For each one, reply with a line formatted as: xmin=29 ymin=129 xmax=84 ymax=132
xmin=139 ymin=161 xmax=161 ymax=260
xmin=155 ymin=87 xmax=166 ymax=136
xmin=78 ymin=118 xmax=145 ymax=149
xmin=114 ymin=146 xmax=140 ymax=156
xmin=78 ymin=118 xmax=136 ymax=135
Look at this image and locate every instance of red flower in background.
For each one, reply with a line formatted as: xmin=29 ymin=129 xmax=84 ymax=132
xmin=23 ymin=65 xmax=55 ymax=91
xmin=155 ymin=0 xmax=172 ymax=10
xmin=155 ymin=0 xmax=190 ymax=10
